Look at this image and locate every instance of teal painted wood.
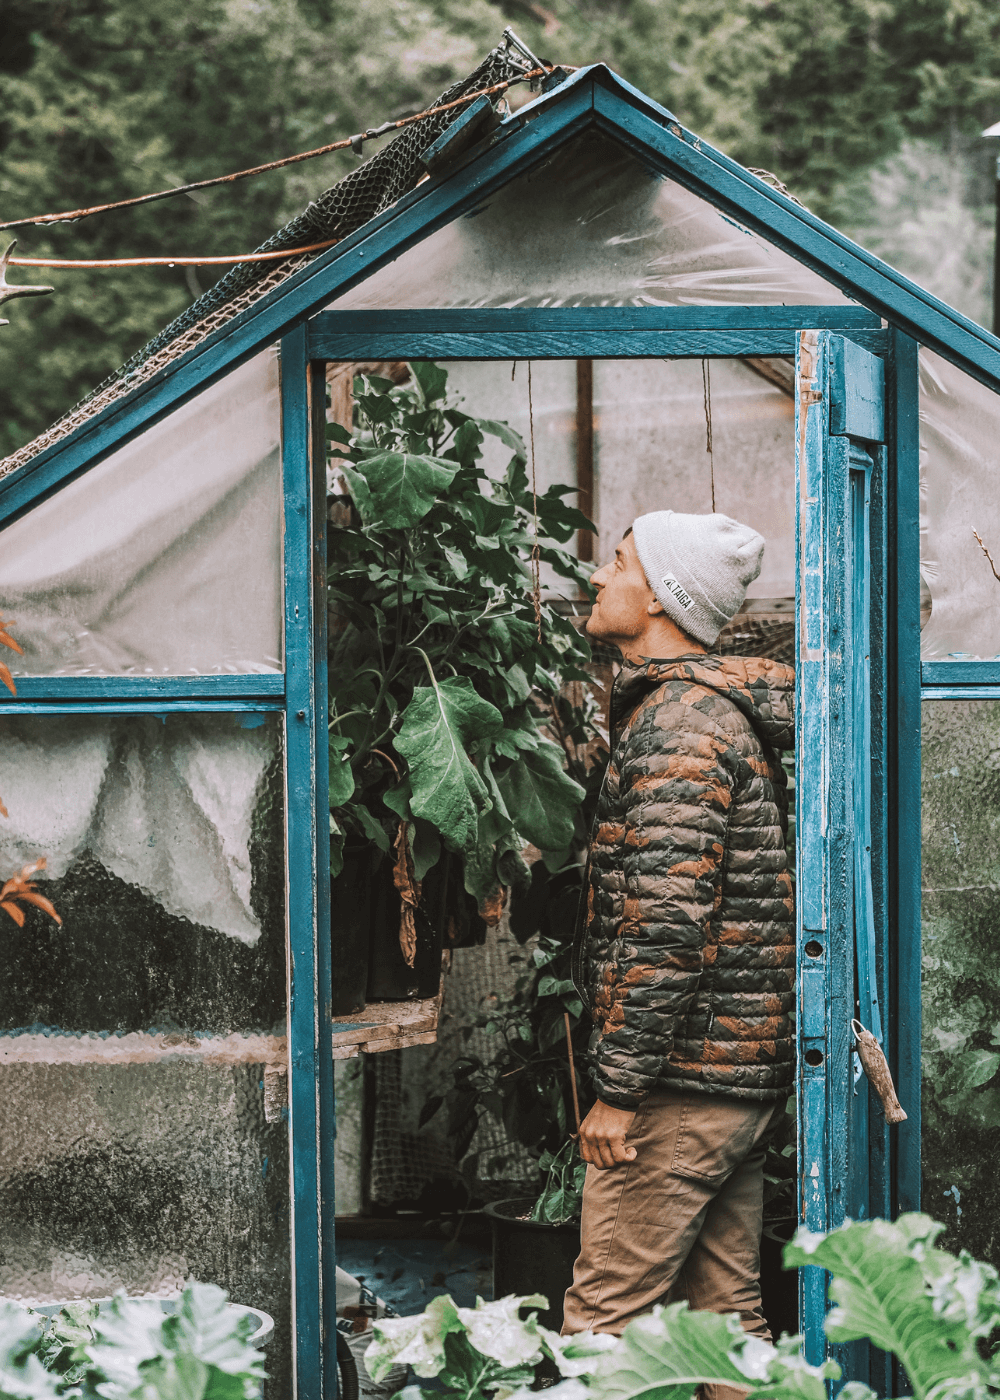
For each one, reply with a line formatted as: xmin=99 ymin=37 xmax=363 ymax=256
xmin=921 ymin=661 xmax=1000 ymax=685
xmin=3 ymin=675 xmax=284 ymax=701
xmin=420 ymin=94 xmax=496 ymax=173
xmin=0 ymin=700 xmax=282 ymax=715
xmin=831 ymin=338 xmax=885 ymax=443
xmin=281 ymin=326 xmax=335 ymax=1400
xmin=866 ymin=438 xmax=893 ymax=1400
xmin=920 ymin=685 xmax=1000 ymax=699
xmin=887 ymin=331 xmax=921 ymax=1223
xmin=8 ymin=66 xmax=1000 ymax=534
xmin=795 ymin=331 xmax=888 ymax=1380
xmin=308 ymin=327 xmax=889 ymax=361
xmin=795 ymin=329 xmax=832 ymax=1365
xmin=310 ymin=307 xmax=881 ymax=333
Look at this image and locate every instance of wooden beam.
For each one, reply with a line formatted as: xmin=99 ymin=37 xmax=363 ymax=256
xmin=576 ymin=357 xmax=594 ymax=564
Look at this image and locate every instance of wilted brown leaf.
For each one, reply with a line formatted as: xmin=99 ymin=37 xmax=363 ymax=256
xmin=478 ymin=885 xmax=508 ymax=928
xmin=392 ymin=820 xmax=421 ymax=968
xmin=0 ymin=857 xmax=62 ymax=927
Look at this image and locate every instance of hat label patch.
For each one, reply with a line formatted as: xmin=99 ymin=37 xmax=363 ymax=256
xmin=661 ymin=574 xmax=694 ymax=611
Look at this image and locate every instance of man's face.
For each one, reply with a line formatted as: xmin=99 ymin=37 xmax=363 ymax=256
xmin=586 ymin=532 xmax=657 ymax=644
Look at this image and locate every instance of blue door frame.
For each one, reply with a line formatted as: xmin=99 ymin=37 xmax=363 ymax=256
xmin=313 ymin=306 xmax=920 ymax=1384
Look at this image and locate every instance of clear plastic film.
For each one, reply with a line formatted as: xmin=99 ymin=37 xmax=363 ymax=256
xmin=442 ymin=356 xmax=795 ymax=597
xmin=0 ymin=350 xmax=283 ymax=677
xmin=920 ymin=348 xmax=1000 ymax=660
xmin=0 ymin=713 xmax=286 ymax=1035
xmin=331 ymin=131 xmax=846 ymax=310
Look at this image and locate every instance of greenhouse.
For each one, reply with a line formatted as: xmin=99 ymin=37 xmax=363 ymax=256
xmin=2 ymin=55 xmax=1000 ymax=1399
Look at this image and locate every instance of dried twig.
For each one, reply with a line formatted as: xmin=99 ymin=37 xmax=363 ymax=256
xmin=973 ymin=529 xmax=1000 ymax=583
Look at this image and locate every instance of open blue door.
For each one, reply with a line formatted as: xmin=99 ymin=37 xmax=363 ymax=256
xmin=795 ymin=330 xmax=888 ymax=1382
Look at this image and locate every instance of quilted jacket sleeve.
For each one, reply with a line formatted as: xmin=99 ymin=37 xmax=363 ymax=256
xmin=591 ymin=693 xmax=737 ymax=1109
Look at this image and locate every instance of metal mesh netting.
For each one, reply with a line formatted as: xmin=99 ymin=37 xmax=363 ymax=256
xmin=0 ymin=43 xmax=527 ymax=479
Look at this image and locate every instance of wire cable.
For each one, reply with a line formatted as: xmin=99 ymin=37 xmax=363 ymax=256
xmin=0 ymin=66 xmax=559 ymax=234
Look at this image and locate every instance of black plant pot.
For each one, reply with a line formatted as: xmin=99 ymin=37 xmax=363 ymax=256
xmin=759 ymin=1216 xmax=799 ymax=1341
xmin=485 ymin=1197 xmax=581 ymax=1333
xmin=367 ymin=852 xmax=449 ymax=1002
xmin=330 ymin=843 xmax=372 ymax=1017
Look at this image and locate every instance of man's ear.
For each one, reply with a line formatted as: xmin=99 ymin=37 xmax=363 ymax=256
xmin=647 ymin=595 xmax=666 ymax=616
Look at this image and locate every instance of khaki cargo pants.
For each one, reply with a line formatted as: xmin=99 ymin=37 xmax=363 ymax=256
xmin=562 ymin=1090 xmax=785 ymax=1400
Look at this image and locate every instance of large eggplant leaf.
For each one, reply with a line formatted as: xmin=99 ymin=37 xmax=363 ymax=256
xmin=784 ymin=1214 xmax=993 ymax=1400
xmin=497 ymin=742 xmax=585 ymax=852
xmin=395 ymin=678 xmax=503 ymax=853
xmin=346 ymin=452 xmax=458 ymax=529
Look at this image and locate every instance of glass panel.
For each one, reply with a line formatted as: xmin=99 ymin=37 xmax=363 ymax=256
xmin=0 ymin=712 xmax=285 ymax=1034
xmin=920 ymin=349 xmax=1000 ymax=660
xmin=330 ymin=132 xmax=846 ymax=310
xmin=0 ymin=1060 xmax=291 ymax=1399
xmin=921 ymin=699 xmax=1000 ymax=1257
xmin=0 ymin=350 xmax=283 ymax=676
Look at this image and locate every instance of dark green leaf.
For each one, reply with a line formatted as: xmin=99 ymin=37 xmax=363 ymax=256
xmin=351 ymin=452 xmax=458 ymax=529
xmin=410 ymin=360 xmax=449 ymax=405
xmin=497 ymin=741 xmax=586 ymax=852
xmin=395 ymin=678 xmax=503 ymax=852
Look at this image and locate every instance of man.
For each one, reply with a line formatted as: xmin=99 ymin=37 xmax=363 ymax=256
xmin=563 ymin=510 xmax=795 ymax=1368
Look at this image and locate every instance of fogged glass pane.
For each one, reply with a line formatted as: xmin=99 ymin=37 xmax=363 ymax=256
xmin=331 ymin=132 xmax=844 ymax=309
xmin=920 ymin=349 xmax=1000 ymax=660
xmin=0 ymin=350 xmax=282 ymax=676
xmin=0 ymin=1060 xmax=290 ymax=1399
xmin=0 ymin=712 xmax=285 ymax=1033
xmin=922 ymin=700 xmax=1000 ymax=1255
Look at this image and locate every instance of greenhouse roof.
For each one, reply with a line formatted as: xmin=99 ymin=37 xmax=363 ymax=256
xmin=4 ymin=60 xmax=1000 ymax=519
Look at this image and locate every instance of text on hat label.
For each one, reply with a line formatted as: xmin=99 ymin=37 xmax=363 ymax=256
xmin=661 ymin=574 xmax=695 ymax=611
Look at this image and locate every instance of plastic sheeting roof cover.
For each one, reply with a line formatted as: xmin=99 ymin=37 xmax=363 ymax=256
xmin=0 ymin=351 xmax=282 ymax=676
xmin=920 ymin=348 xmax=1000 ymax=660
xmin=331 ymin=132 xmax=846 ymax=309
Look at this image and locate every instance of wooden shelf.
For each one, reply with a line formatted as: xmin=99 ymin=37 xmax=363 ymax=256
xmin=330 ymin=991 xmax=442 ymax=1059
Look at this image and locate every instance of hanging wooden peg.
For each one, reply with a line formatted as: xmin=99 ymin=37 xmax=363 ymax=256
xmin=852 ymin=1019 xmax=907 ymax=1123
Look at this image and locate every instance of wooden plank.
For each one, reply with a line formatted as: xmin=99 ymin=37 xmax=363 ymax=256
xmin=576 ymin=358 xmax=594 ymax=564
xmin=4 ymin=674 xmax=285 ymax=702
xmin=329 ymin=992 xmax=443 ymax=1047
xmin=313 ymin=306 xmax=882 ymax=332
xmin=307 ymin=329 xmax=889 ymax=361
xmin=831 ymin=336 xmax=885 ymax=442
xmin=421 ymin=95 xmax=498 ymax=174
xmin=921 ymin=660 xmax=1000 ymax=685
xmin=888 ymin=330 xmax=922 ymax=1223
xmin=281 ymin=326 xmax=334 ymax=1400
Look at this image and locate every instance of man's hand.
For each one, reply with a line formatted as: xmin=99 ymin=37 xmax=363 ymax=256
xmin=578 ymin=1100 xmax=637 ymax=1169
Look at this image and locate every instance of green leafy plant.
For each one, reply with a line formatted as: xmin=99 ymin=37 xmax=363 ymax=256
xmin=531 ymin=1138 xmax=587 ymax=1225
xmin=420 ymin=683 xmax=608 ymax=1187
xmin=327 ymin=360 xmax=596 ymax=925
xmin=369 ymin=1214 xmax=1000 ymax=1400
xmin=0 ymin=1283 xmax=266 ymax=1400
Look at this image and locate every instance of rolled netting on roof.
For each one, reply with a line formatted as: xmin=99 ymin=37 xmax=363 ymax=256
xmin=330 ymin=130 xmax=847 ymax=309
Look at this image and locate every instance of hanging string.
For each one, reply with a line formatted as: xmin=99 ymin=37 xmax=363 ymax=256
xmin=527 ymin=361 xmax=542 ymax=641
xmin=702 ymin=357 xmax=716 ymax=513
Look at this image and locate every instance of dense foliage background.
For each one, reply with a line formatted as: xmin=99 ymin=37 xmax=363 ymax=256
xmin=2 ymin=0 xmax=1000 ymax=455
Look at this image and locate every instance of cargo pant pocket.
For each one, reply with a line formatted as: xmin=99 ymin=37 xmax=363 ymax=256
xmin=670 ymin=1096 xmax=772 ymax=1184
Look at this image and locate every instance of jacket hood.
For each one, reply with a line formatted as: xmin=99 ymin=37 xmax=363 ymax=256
xmin=615 ymin=653 xmax=795 ymax=752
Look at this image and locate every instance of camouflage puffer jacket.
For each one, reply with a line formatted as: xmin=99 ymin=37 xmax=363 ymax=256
xmin=572 ymin=654 xmax=795 ymax=1108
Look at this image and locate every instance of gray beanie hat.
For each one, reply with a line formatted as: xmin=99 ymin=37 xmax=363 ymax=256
xmin=631 ymin=511 xmax=765 ymax=647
